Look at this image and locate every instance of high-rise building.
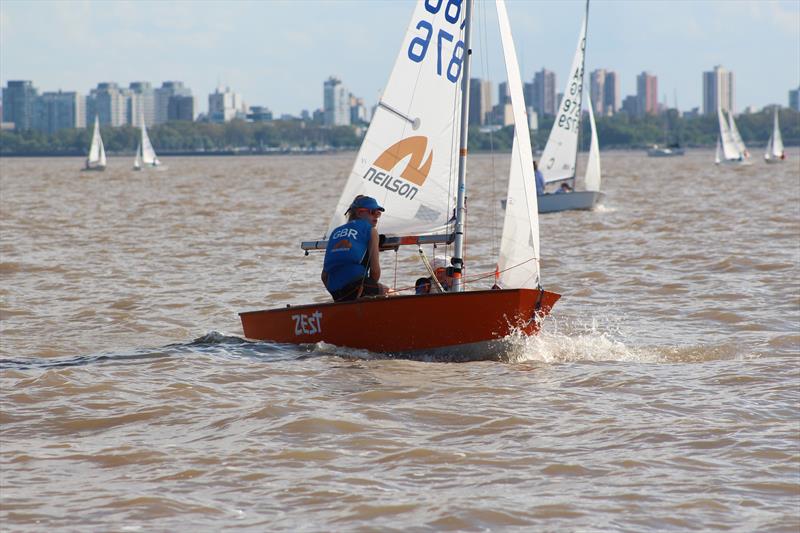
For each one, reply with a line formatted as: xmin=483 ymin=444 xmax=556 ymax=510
xmin=789 ymin=86 xmax=800 ymax=111
xmin=589 ymin=69 xmax=605 ymax=116
xmin=498 ymin=82 xmax=511 ymax=106
xmin=526 ymin=106 xmax=538 ymax=131
xmin=128 ymin=82 xmax=156 ymax=127
xmin=88 ymin=83 xmax=129 ymax=127
xmin=523 ymin=82 xmax=535 ymax=110
xmin=636 ymin=72 xmax=658 ymax=116
xmin=323 ymin=76 xmax=350 ymax=126
xmin=208 ymin=86 xmax=246 ymax=123
xmin=532 ymin=69 xmax=557 ymax=116
xmin=702 ymin=65 xmax=734 ymax=114
xmin=350 ymin=95 xmax=370 ymax=124
xmin=155 ymin=81 xmax=193 ymax=123
xmin=247 ymin=106 xmax=273 ymax=122
xmin=603 ymin=71 xmax=620 ymax=115
xmin=2 ymin=80 xmax=38 ymax=130
xmin=167 ymin=95 xmax=195 ymax=121
xmin=33 ymin=91 xmax=85 ymax=134
xmin=469 ymin=78 xmax=492 ymax=125
xmin=489 ymin=103 xmax=513 ymax=126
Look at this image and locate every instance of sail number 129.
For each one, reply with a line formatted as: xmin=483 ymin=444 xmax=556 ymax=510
xmin=407 ymin=0 xmax=465 ymax=84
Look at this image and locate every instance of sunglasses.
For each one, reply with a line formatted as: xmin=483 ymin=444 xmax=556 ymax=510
xmin=358 ymin=208 xmax=382 ymax=217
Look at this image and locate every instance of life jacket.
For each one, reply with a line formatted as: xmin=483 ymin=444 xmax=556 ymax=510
xmin=323 ymin=219 xmax=372 ymax=292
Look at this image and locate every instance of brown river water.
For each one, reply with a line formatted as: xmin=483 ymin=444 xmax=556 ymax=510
xmin=1 ymin=151 xmax=799 ymax=531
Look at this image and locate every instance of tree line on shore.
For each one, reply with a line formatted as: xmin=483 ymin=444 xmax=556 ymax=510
xmin=1 ymin=108 xmax=797 ymax=156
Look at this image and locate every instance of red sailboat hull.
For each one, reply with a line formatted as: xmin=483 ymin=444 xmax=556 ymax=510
xmin=239 ymin=288 xmax=560 ymax=356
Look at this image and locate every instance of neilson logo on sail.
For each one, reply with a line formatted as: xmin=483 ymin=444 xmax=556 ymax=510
xmin=362 ymin=136 xmax=433 ymax=201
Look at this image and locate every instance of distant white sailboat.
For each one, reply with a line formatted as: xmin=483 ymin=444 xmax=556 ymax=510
xmin=764 ymin=107 xmax=786 ymax=164
xmin=133 ymin=117 xmax=161 ymax=171
xmin=715 ymin=107 xmax=750 ymax=165
xmin=83 ymin=115 xmax=107 ymax=171
xmin=536 ymin=1 xmax=604 ymax=213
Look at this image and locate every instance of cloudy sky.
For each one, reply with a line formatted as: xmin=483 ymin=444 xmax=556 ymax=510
xmin=1 ymin=0 xmax=798 ymax=115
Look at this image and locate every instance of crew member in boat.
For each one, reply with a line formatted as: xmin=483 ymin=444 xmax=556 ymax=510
xmin=415 ymin=277 xmax=431 ymax=295
xmin=534 ymin=160 xmax=545 ymax=195
xmin=430 ymin=257 xmax=455 ymax=292
xmin=555 ymin=182 xmax=573 ymax=194
xmin=321 ymin=195 xmax=389 ymax=302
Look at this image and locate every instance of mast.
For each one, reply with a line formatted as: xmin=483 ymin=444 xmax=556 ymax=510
xmin=572 ymin=0 xmax=590 ymax=188
xmin=451 ymin=0 xmax=474 ymax=293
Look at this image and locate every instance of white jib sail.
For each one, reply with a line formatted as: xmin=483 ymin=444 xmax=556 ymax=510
xmin=88 ymin=115 xmax=106 ymax=166
xmin=771 ymin=108 xmax=784 ymax=157
xmin=134 ymin=143 xmax=142 ymax=169
xmin=718 ymin=108 xmax=738 ymax=160
xmin=325 ymin=0 xmax=465 ymax=238
xmin=727 ymin=110 xmax=747 ymax=158
xmin=539 ymin=12 xmax=587 ymax=184
xmin=496 ymin=0 xmax=540 ymax=289
xmin=141 ymin=121 xmax=158 ymax=165
xmin=715 ymin=137 xmax=722 ymax=164
xmin=584 ymin=96 xmax=601 ymax=192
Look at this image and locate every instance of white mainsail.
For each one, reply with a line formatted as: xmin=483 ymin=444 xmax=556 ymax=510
xmin=718 ymin=108 xmax=739 ymax=161
xmin=584 ymin=96 xmax=601 ymax=192
xmin=766 ymin=108 xmax=784 ymax=159
xmin=715 ymin=137 xmax=722 ymax=164
xmin=87 ymin=115 xmax=106 ymax=168
xmin=727 ymin=110 xmax=748 ymax=159
xmin=140 ymin=120 xmax=159 ymax=166
xmin=325 ymin=0 xmax=465 ymax=238
xmin=496 ymin=0 xmax=540 ymax=289
xmin=539 ymin=12 xmax=588 ymax=184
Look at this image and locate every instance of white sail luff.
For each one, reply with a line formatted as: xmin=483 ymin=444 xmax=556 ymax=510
xmin=87 ymin=115 xmax=106 ymax=168
xmin=98 ymin=133 xmax=106 ymax=167
xmin=715 ymin=137 xmax=721 ymax=164
xmin=324 ymin=0 xmax=464 ymax=238
xmin=539 ymin=13 xmax=587 ymax=184
xmin=496 ymin=0 xmax=540 ymax=289
xmin=718 ymin=108 xmax=739 ymax=160
xmin=727 ymin=110 xmax=748 ymax=159
xmin=140 ymin=119 xmax=159 ymax=166
xmin=584 ymin=96 xmax=601 ymax=191
xmin=772 ymin=108 xmax=784 ymax=157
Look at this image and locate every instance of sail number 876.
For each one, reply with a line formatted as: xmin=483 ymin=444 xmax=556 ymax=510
xmin=407 ymin=0 xmax=465 ymax=84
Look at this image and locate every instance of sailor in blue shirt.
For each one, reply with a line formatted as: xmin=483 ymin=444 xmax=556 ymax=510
xmin=322 ymin=195 xmax=388 ymax=302
xmin=534 ymin=160 xmax=546 ymax=195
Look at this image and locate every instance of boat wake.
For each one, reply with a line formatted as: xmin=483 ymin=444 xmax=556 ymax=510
xmin=502 ymin=316 xmax=752 ymax=364
xmin=0 ymin=325 xmax=752 ymax=372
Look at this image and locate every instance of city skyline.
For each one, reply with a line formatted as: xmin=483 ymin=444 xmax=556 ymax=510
xmin=1 ymin=1 xmax=799 ymax=117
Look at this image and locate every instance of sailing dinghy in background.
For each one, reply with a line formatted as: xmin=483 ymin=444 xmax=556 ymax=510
xmin=239 ymin=0 xmax=560 ymax=358
xmin=536 ymin=2 xmax=604 ymax=213
xmin=715 ymin=107 xmax=750 ymax=166
xmin=133 ymin=116 xmax=162 ymax=171
xmin=764 ymin=107 xmax=786 ymax=164
xmin=83 ymin=115 xmax=106 ymax=171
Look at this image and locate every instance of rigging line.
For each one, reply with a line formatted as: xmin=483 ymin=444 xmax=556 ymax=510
xmin=465 ymin=256 xmax=539 ymax=284
xmin=478 ymin=0 xmax=499 ymax=261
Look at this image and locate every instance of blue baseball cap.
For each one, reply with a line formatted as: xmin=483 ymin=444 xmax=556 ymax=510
xmin=350 ymin=196 xmax=385 ymax=212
